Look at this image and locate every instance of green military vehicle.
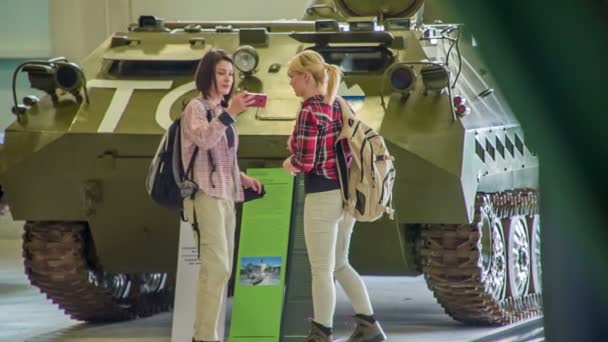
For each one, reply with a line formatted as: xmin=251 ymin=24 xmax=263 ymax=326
xmin=1 ymin=0 xmax=541 ymax=325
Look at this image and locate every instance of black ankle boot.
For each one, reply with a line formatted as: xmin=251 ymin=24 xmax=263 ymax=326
xmin=304 ymin=321 xmax=333 ymax=341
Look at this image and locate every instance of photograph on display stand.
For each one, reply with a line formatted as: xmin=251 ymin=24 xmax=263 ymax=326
xmin=239 ymin=256 xmax=282 ymax=286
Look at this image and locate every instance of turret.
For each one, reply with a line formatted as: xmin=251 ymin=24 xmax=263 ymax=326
xmin=303 ymin=0 xmax=424 ymax=22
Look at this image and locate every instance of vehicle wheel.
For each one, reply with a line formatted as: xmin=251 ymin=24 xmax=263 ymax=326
xmin=504 ymin=215 xmax=530 ymax=298
xmin=479 ymin=200 xmax=507 ymax=301
xmin=420 ymin=191 xmax=542 ymax=325
xmin=527 ymin=214 xmax=542 ymax=294
xmin=420 ymin=194 xmax=509 ymax=325
xmin=23 ymin=221 xmax=173 ymax=322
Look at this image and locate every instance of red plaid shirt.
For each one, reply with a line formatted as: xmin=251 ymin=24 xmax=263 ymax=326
xmin=289 ymin=95 xmax=351 ymax=179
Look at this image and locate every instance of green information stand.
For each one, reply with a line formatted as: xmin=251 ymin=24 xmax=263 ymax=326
xmin=229 ymin=168 xmax=296 ymax=342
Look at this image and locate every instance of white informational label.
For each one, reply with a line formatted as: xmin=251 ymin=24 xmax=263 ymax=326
xmin=171 ymin=219 xmax=226 ymax=342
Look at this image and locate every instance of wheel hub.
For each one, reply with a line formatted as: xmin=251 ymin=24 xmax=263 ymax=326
xmin=509 ymin=217 xmax=530 ymax=296
xmin=481 ymin=210 xmax=506 ymax=300
xmin=529 ymin=215 xmax=542 ymax=294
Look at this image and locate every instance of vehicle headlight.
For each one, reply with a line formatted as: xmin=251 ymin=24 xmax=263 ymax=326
xmin=388 ymin=64 xmax=416 ymax=93
xmin=55 ymin=62 xmax=83 ymax=92
xmin=420 ymin=64 xmax=449 ymax=92
xmin=233 ymin=45 xmax=259 ymax=74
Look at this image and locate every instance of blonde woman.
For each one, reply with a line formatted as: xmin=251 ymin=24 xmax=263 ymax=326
xmin=282 ymin=50 xmax=387 ymax=342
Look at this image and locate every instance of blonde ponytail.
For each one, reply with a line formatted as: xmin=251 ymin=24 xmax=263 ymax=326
xmin=324 ymin=63 xmax=341 ymax=105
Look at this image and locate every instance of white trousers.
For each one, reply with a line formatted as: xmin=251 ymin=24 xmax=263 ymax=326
xmin=304 ymin=189 xmax=374 ymax=328
xmin=183 ymin=191 xmax=235 ymax=342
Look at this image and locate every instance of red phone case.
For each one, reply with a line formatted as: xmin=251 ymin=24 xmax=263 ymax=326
xmin=250 ymin=93 xmax=267 ymax=107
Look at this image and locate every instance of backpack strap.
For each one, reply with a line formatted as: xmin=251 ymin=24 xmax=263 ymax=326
xmin=388 ymin=195 xmax=395 ymax=220
xmin=184 ymin=146 xmax=198 ymax=183
xmin=180 ymin=101 xmax=215 ymax=260
xmin=335 ymin=96 xmax=352 ymax=206
xmin=185 ymin=99 xmax=215 ymax=186
xmin=336 ymin=96 xmax=352 ymax=141
xmin=336 ymin=96 xmax=352 ymax=116
xmin=185 ymin=151 xmax=199 ymax=258
xmin=192 ymin=206 xmax=200 ymax=259
xmin=205 ymin=109 xmax=216 ymax=188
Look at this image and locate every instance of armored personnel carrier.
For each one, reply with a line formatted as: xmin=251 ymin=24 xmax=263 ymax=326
xmin=1 ymin=0 xmax=541 ymax=325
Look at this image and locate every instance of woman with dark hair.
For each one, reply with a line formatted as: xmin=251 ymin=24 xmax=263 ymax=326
xmin=181 ymin=49 xmax=261 ymax=342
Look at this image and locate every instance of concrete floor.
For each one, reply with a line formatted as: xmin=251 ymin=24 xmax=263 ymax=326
xmin=0 ymin=213 xmax=529 ymax=342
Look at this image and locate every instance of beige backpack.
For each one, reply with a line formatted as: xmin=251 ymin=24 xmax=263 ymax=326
xmin=335 ymin=97 xmax=396 ymax=222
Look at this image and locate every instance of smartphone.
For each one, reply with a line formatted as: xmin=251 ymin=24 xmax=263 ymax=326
xmin=249 ymin=93 xmax=268 ymax=108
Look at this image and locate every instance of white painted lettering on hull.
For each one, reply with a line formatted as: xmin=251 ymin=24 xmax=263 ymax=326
xmin=156 ymin=81 xmax=196 ymax=130
xmin=88 ymin=80 xmax=173 ymax=132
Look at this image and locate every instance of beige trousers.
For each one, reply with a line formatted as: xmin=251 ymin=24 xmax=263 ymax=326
xmin=304 ymin=189 xmax=374 ymax=328
xmin=183 ymin=191 xmax=235 ymax=342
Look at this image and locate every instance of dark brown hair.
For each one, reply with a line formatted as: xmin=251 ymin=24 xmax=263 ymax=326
xmin=194 ymin=49 xmax=234 ymax=107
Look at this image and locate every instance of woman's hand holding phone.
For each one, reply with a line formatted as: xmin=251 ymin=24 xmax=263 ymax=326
xmin=226 ymin=92 xmax=256 ymax=117
xmin=248 ymin=93 xmax=267 ymax=107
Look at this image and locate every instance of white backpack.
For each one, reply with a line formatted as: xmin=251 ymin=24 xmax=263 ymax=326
xmin=335 ymin=97 xmax=396 ymax=222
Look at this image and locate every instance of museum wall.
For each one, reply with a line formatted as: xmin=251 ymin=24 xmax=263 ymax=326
xmin=0 ymin=0 xmax=52 ymax=58
xmin=130 ymin=0 xmax=308 ymax=22
xmin=49 ymin=0 xmax=310 ymax=62
xmin=50 ymin=0 xmax=130 ymax=62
